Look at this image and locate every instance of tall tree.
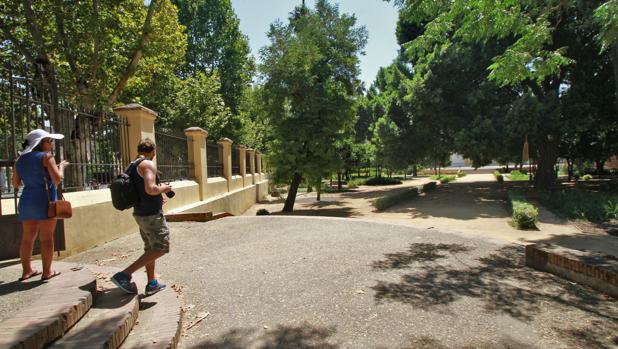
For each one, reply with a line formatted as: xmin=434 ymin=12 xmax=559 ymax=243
xmin=0 ymin=0 xmax=185 ymax=108
xmin=260 ymin=0 xmax=367 ymax=212
xmin=173 ymin=0 xmax=254 ymax=114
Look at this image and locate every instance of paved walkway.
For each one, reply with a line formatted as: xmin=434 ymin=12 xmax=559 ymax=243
xmin=63 ymin=217 xmax=618 ymax=349
xmin=245 ymin=174 xmax=618 ymax=256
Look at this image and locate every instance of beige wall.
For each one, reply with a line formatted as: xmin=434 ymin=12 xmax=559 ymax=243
xmin=230 ymin=175 xmax=243 ymax=191
xmin=186 ymin=183 xmax=261 ymax=216
xmin=206 ymin=177 xmax=228 ymax=198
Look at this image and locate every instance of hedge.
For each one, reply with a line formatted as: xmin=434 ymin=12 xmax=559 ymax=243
xmin=364 ymin=177 xmax=403 ymax=186
xmin=494 ymin=171 xmax=504 ymax=183
xmin=508 ymin=191 xmax=539 ymax=229
xmin=373 ymin=188 xmax=419 ymax=211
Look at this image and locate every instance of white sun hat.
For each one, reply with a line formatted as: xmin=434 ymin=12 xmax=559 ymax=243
xmin=21 ymin=129 xmax=64 ymax=155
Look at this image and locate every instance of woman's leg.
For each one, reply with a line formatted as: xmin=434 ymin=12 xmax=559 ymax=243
xmin=20 ymin=221 xmax=39 ymax=278
xmin=38 ymin=219 xmax=57 ymax=278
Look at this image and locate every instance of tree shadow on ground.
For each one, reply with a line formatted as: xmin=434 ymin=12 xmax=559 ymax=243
xmin=187 ymin=323 xmax=338 ymax=349
xmin=375 ymin=334 xmax=539 ymax=349
xmin=371 ymin=243 xmax=473 ymax=270
xmin=271 ymin=206 xmax=359 ymax=218
xmin=384 ymin=182 xmax=511 ymax=221
xmin=371 ymin=245 xmax=618 ymax=324
xmin=553 ymin=323 xmax=618 ymax=349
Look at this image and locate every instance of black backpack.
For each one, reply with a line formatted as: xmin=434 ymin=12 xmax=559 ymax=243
xmin=110 ymin=158 xmax=146 ymax=211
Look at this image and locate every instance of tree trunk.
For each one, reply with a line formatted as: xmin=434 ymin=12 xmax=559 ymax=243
xmin=567 ymin=158 xmax=573 ymax=181
xmin=282 ymin=173 xmax=302 ymax=212
xmin=534 ymin=137 xmax=558 ymax=189
xmin=107 ymin=0 xmax=161 ymax=106
xmin=412 ymin=164 xmax=417 ymax=177
xmin=596 ymin=160 xmax=604 ymax=177
xmin=337 ymin=172 xmax=342 ymax=190
xmin=610 ymin=40 xmax=618 ymax=111
xmin=316 ymin=177 xmax=321 ymax=201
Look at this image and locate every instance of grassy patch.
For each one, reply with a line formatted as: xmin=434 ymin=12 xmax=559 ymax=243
xmin=508 ymin=191 xmax=539 ymax=229
xmin=430 ymin=174 xmax=457 ymax=184
xmin=508 ymin=170 xmax=529 ymax=181
xmin=320 ymin=186 xmax=353 ymax=193
xmin=456 ymin=170 xmax=467 ymax=178
xmin=539 ymin=189 xmax=618 ymax=223
xmin=581 ymin=174 xmax=593 ymax=181
xmin=373 ymin=188 xmax=419 ymax=211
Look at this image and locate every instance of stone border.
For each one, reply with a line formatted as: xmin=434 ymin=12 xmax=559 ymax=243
xmin=525 ymin=243 xmax=618 ymax=298
xmin=0 ymin=263 xmax=96 ymax=349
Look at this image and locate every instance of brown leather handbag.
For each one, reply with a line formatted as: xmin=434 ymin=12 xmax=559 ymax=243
xmin=45 ymin=178 xmax=72 ymax=219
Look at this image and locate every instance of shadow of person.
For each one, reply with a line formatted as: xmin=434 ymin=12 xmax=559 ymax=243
xmin=0 ymin=279 xmax=45 ymax=296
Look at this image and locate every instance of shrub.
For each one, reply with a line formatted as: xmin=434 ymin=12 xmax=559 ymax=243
xmin=364 ymin=177 xmax=403 ymax=186
xmin=508 ymin=170 xmax=529 ymax=181
xmin=373 ymin=188 xmax=419 ymax=211
xmin=430 ymin=174 xmax=457 ymax=183
xmin=456 ymin=170 xmax=467 ymax=178
xmin=494 ymin=171 xmax=504 ymax=183
xmin=422 ymin=181 xmax=437 ymax=192
xmin=346 ymin=178 xmax=365 ymax=187
xmin=508 ymin=192 xmax=538 ymax=229
xmin=540 ymin=190 xmax=618 ymax=222
xmin=581 ymin=174 xmax=593 ymax=181
xmin=256 ymin=208 xmax=270 ymax=216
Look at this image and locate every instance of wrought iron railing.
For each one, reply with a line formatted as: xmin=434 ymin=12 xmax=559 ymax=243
xmin=206 ymin=143 xmax=223 ymax=178
xmin=155 ymin=130 xmax=192 ymax=182
xmin=0 ymin=64 xmax=130 ymax=194
xmin=231 ymin=146 xmax=240 ymax=175
xmin=246 ymin=151 xmax=251 ymax=174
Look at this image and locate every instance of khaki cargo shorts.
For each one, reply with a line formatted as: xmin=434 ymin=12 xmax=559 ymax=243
xmin=134 ymin=213 xmax=170 ymax=252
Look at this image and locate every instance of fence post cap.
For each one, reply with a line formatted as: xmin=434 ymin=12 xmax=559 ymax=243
xmin=113 ymin=103 xmax=158 ymax=117
xmin=184 ymin=127 xmax=208 ymax=137
xmin=217 ymin=137 xmax=233 ymax=144
xmin=246 ymin=148 xmax=254 ymax=153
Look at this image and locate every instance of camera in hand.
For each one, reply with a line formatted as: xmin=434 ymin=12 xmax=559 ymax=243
xmin=165 ymin=190 xmax=176 ymax=198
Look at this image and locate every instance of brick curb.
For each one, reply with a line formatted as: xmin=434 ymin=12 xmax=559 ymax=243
xmin=525 ymin=243 xmax=618 ymax=298
xmin=0 ymin=262 xmax=96 ymax=349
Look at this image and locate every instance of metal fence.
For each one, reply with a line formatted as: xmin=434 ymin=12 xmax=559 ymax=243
xmin=155 ymin=130 xmax=192 ymax=182
xmin=0 ymin=64 xmax=130 ymax=195
xmin=206 ymin=143 xmax=223 ymax=178
xmin=231 ymin=146 xmax=240 ymax=175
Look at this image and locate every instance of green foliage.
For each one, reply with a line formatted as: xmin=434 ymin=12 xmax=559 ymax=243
xmin=259 ymin=0 xmax=367 ymax=211
xmin=430 ymin=174 xmax=456 ymax=183
xmin=1 ymin=0 xmax=186 ymax=107
xmin=256 ymin=208 xmax=270 ymax=216
xmin=173 ymin=0 xmax=254 ymax=114
xmin=582 ymin=174 xmax=593 ymax=181
xmin=508 ymin=192 xmax=539 ymax=230
xmin=364 ymin=177 xmax=403 ymax=186
xmin=494 ymin=171 xmax=504 ymax=183
xmin=456 ymin=170 xmax=467 ymax=178
xmin=508 ymin=170 xmax=529 ymax=181
xmin=373 ymin=188 xmax=419 ymax=211
xmin=539 ymin=190 xmax=618 ymax=222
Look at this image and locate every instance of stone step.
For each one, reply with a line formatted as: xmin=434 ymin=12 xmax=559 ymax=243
xmin=47 ymin=286 xmax=139 ymax=349
xmin=0 ymin=261 xmax=96 ymax=349
xmin=86 ymin=265 xmax=183 ymax=349
xmin=165 ymin=211 xmax=232 ymax=223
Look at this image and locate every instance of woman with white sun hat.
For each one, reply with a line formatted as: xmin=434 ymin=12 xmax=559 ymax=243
xmin=12 ymin=129 xmax=69 ymax=281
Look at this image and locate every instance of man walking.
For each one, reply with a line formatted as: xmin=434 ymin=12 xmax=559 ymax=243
xmin=112 ymin=138 xmax=173 ymax=295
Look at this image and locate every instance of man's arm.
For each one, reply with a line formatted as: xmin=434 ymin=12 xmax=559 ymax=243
xmin=140 ymin=160 xmax=172 ymax=196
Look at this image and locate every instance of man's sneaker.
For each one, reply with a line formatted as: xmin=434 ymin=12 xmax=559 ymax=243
xmin=145 ymin=279 xmax=166 ymax=296
xmin=111 ymin=272 xmax=137 ymax=294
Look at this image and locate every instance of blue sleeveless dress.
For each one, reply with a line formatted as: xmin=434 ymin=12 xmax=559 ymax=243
xmin=16 ymin=152 xmax=57 ymax=221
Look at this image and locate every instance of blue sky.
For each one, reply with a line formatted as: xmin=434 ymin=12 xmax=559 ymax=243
xmin=230 ymin=0 xmax=400 ymax=86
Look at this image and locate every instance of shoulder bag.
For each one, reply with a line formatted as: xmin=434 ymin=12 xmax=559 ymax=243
xmin=45 ymin=178 xmax=72 ymax=219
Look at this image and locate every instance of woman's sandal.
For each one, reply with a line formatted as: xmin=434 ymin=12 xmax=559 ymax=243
xmin=41 ymin=271 xmax=61 ymax=281
xmin=18 ymin=270 xmax=42 ymax=282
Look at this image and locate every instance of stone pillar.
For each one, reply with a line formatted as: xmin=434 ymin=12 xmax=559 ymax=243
xmin=218 ymin=137 xmax=233 ymax=192
xmin=247 ymin=148 xmax=256 ymax=184
xmin=114 ymin=103 xmax=157 ymax=164
xmin=256 ymin=151 xmax=262 ymax=181
xmin=184 ymin=127 xmax=208 ymax=200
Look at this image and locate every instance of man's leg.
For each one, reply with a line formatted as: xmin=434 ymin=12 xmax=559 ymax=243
xmin=123 ymin=250 xmax=165 ymax=276
xmin=145 ymin=261 xmax=155 ymax=283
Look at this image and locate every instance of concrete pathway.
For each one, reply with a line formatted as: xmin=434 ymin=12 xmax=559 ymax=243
xmin=63 ymin=217 xmax=618 ymax=349
xmin=245 ymin=174 xmax=618 ymax=256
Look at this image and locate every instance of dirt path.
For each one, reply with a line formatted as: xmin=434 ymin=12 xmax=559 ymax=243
xmin=245 ymin=174 xmax=618 ymax=256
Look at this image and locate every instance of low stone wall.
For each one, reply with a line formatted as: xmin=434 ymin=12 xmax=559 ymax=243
xmin=206 ymin=177 xmax=228 ymax=197
xmin=244 ymin=174 xmax=253 ymax=186
xmin=181 ymin=180 xmax=269 ymax=216
xmin=525 ymin=243 xmax=618 ymax=298
xmin=230 ymin=175 xmax=243 ymax=191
